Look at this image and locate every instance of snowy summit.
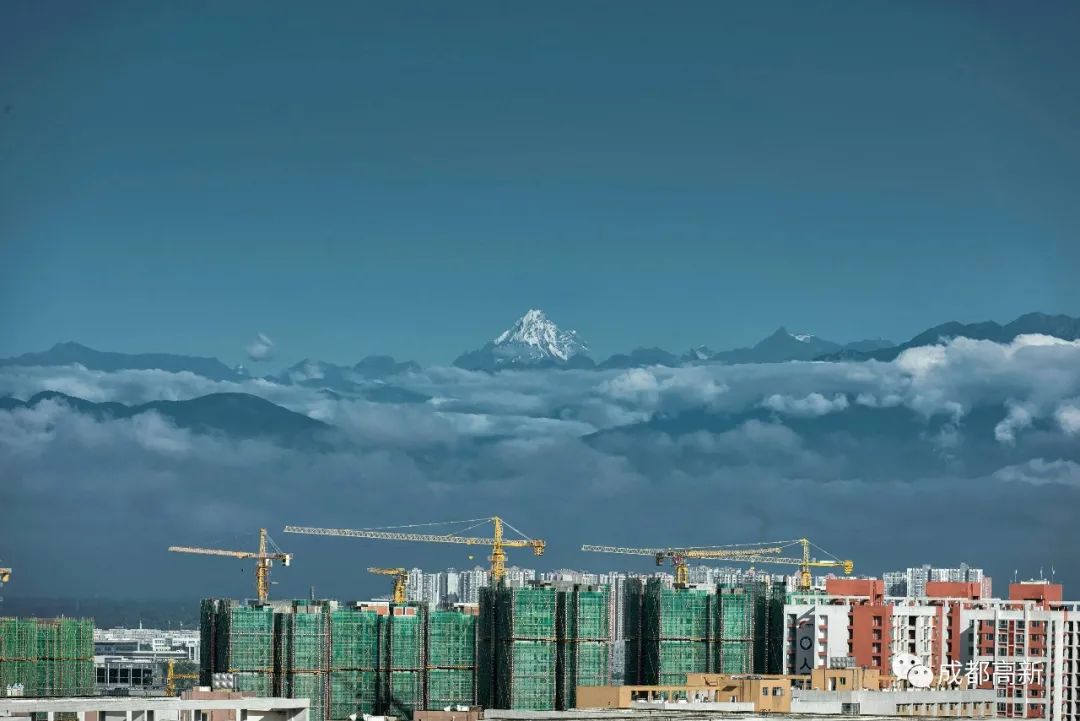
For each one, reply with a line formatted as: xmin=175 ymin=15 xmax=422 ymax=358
xmin=454 ymin=309 xmax=592 ymax=371
xmin=493 ymin=309 xmax=588 ymax=361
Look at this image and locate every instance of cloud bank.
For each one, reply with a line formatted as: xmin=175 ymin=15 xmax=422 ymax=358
xmin=3 ymin=333 xmax=1080 ymax=599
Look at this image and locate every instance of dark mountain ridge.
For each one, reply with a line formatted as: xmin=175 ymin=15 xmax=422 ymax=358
xmin=817 ymin=312 xmax=1080 ymax=361
xmin=0 ymin=342 xmax=241 ymax=380
xmin=1 ymin=390 xmax=329 ymax=443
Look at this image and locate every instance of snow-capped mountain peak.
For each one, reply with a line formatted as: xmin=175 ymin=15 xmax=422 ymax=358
xmin=454 ymin=309 xmax=592 ymax=370
xmin=792 ymin=333 xmax=815 ymax=343
xmin=492 ymin=309 xmax=588 ymax=361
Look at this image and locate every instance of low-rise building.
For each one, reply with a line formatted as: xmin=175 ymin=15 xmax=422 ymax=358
xmin=576 ymin=671 xmax=995 ymax=716
xmin=93 ymin=628 xmax=199 ymax=696
xmin=0 ymin=690 xmax=308 ymax=721
xmin=791 ymin=687 xmax=997 ymax=716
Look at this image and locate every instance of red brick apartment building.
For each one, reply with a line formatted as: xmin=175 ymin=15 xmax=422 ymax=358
xmin=784 ymin=579 xmax=1080 ymax=721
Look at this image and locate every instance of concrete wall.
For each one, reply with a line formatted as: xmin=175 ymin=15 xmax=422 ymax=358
xmin=793 ymin=688 xmax=997 ymax=716
xmin=0 ymin=696 xmax=309 ymax=721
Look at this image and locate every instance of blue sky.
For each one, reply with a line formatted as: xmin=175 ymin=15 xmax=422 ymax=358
xmin=2 ymin=1 xmax=1078 ymax=365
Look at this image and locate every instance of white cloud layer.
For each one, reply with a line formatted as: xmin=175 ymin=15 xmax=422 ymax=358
xmin=245 ymin=332 xmax=275 ymax=362
xmin=4 ymin=333 xmax=1080 ymax=597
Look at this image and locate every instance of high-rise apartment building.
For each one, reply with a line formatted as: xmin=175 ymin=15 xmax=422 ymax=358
xmin=784 ymin=578 xmax=1077 ymax=721
xmin=880 ymin=564 xmax=990 ymax=599
xmin=459 ymin=566 xmax=490 ymax=603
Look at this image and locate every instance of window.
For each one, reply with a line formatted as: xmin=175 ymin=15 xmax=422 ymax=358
xmin=97 ymin=668 xmax=105 ymax=683
xmin=773 ymin=687 xmax=784 ymax=696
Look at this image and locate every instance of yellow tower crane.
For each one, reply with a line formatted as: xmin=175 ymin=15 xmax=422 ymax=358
xmin=368 ymin=567 xmax=408 ymax=604
xmin=284 ymin=516 xmax=544 ymax=584
xmin=582 ymin=542 xmax=785 ymax=587
xmin=582 ymin=538 xmax=853 ymax=590
xmin=164 ymin=658 xmax=199 ymax=696
xmin=168 ymin=528 xmax=293 ymax=603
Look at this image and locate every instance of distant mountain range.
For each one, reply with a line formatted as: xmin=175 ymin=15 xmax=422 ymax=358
xmin=0 ymin=391 xmax=328 ymax=445
xmin=705 ymin=327 xmax=893 ymax=364
xmin=1 ymin=310 xmax=1077 ymax=377
xmin=451 ymin=311 xmax=893 ymax=368
xmin=0 ymin=341 xmax=242 ymax=380
xmin=816 ymin=312 xmax=1080 ymax=361
xmin=0 ymin=342 xmax=425 ymax=399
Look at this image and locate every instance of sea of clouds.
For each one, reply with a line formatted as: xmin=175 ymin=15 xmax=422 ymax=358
xmin=2 ymin=334 xmax=1079 ymax=599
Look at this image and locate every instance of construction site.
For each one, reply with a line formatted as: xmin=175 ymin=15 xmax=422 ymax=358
xmin=1 ymin=520 xmax=865 ymax=720
xmin=153 ymin=521 xmax=848 ymax=720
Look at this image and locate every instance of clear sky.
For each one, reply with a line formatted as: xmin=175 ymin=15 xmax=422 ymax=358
xmin=2 ymin=1 xmax=1078 ymax=366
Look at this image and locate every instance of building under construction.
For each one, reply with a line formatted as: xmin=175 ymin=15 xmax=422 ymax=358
xmin=477 ymin=583 xmax=610 ymax=712
xmin=0 ymin=618 xmax=95 ymax=698
xmin=622 ymin=578 xmax=785 ymax=686
xmin=200 ymin=599 xmax=476 ymax=721
xmin=198 ymin=579 xmax=786 ymax=716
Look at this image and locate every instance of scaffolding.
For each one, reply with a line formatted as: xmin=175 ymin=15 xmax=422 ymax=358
xmin=754 ymin=580 xmax=787 ymax=674
xmin=638 ymin=578 xmax=713 ymax=685
xmin=555 ymin=586 xmax=609 ymax=710
xmin=476 ymin=588 xmax=497 ymax=710
xmin=479 ymin=585 xmax=557 ymax=711
xmin=222 ymin=603 xmax=276 ymax=696
xmin=381 ymin=608 xmax=425 ymax=719
xmin=425 ymin=610 xmax=476 ymax=710
xmin=198 ymin=599 xmax=219 ymax=686
xmin=328 ymin=608 xmax=380 ymax=718
xmin=328 ymin=670 xmax=378 ymax=720
xmin=278 ymin=606 xmax=330 ymax=721
xmin=623 ymin=578 xmax=781 ymax=685
xmin=714 ymin=584 xmax=753 ymax=673
xmin=0 ymin=618 xmax=94 ymax=698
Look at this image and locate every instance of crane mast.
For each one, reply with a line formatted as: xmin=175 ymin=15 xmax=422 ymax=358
xmin=284 ymin=516 xmax=544 ymax=584
xmin=368 ymin=567 xmax=408 ymax=604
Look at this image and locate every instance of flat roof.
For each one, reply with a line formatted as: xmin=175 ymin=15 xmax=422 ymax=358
xmin=0 ymin=697 xmax=309 ymax=713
